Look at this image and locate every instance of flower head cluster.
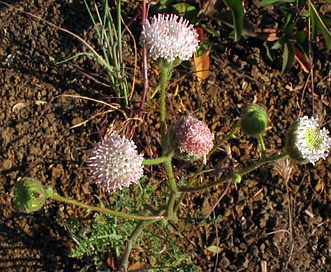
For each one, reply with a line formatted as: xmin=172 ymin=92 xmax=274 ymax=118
xmin=286 ymin=116 xmax=331 ymax=164
xmin=140 ymin=13 xmax=199 ymax=63
xmin=87 ymin=132 xmax=144 ymax=191
xmin=172 ymin=117 xmax=214 ymax=162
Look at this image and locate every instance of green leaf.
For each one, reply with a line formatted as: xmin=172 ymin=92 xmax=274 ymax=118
xmin=309 ymin=3 xmax=319 ymax=40
xmin=271 ymin=34 xmax=289 ymax=49
xmin=282 ymin=11 xmax=295 ymax=35
xmin=320 ymin=14 xmax=331 ymax=29
xmin=263 ymin=41 xmax=275 ymax=61
xmin=172 ymin=3 xmax=195 ymax=14
xmin=272 ymin=13 xmax=294 ymax=50
xmin=296 ymin=30 xmax=309 ymax=57
xmin=296 ymin=0 xmax=306 ymax=9
xmin=282 ymin=42 xmax=295 ymax=73
xmin=172 ymin=3 xmax=198 ymax=21
xmin=223 ymin=0 xmax=244 ymax=41
xmin=259 ymin=0 xmax=295 ymax=7
xmin=309 ymin=2 xmax=331 ymax=51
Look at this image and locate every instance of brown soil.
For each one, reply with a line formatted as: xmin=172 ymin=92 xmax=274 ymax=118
xmin=1 ymin=0 xmax=331 ymax=271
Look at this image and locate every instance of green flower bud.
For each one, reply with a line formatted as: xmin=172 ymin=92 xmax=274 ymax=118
xmin=13 ymin=177 xmax=51 ymax=213
xmin=241 ymin=104 xmax=268 ymax=137
xmin=233 ymin=174 xmax=242 ymax=184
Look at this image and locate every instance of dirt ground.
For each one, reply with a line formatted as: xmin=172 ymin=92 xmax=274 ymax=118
xmin=1 ymin=0 xmax=331 ymax=271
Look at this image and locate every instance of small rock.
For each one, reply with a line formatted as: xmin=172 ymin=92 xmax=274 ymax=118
xmin=1 ymin=159 xmax=13 ymax=170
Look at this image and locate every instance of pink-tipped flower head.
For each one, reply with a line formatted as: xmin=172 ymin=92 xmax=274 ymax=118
xmin=87 ymin=132 xmax=144 ymax=191
xmin=171 ymin=117 xmax=214 ymax=162
xmin=140 ymin=13 xmax=199 ymax=63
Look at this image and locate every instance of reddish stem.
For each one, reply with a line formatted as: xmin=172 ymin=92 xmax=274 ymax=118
xmin=139 ymin=0 xmax=149 ymax=117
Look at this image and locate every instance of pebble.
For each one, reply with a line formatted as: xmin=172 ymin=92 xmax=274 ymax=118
xmin=1 ymin=159 xmax=13 ymax=170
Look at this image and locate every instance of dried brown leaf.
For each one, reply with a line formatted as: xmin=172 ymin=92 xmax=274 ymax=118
xmin=255 ymin=28 xmax=279 ymax=41
xmin=194 ymin=28 xmax=210 ymax=81
xmin=294 ymin=46 xmax=310 ymax=73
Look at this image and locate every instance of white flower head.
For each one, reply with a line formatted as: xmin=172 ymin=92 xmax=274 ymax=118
xmin=287 ymin=116 xmax=331 ymax=165
xmin=87 ymin=132 xmax=144 ymax=191
xmin=140 ymin=13 xmax=199 ymax=63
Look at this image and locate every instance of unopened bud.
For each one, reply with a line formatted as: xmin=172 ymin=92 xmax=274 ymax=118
xmin=241 ymin=104 xmax=268 ymax=137
xmin=13 ymin=177 xmax=51 ymax=213
xmin=233 ymin=174 xmax=242 ymax=184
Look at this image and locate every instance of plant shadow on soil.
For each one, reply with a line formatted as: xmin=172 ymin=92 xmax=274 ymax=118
xmin=1 ymin=0 xmax=331 ymax=271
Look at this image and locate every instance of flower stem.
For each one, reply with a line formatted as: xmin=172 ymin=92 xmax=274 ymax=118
xmin=160 ymin=65 xmax=169 ymax=151
xmin=119 ymin=219 xmax=159 ymax=272
xmin=143 ymin=151 xmax=173 ymax=165
xmin=257 ymin=133 xmax=267 ymax=159
xmin=50 ymin=193 xmax=166 ymax=221
xmin=207 ymin=124 xmax=241 ymax=160
xmin=178 ymin=151 xmax=289 ymax=193
xmin=163 ymin=158 xmax=178 ymax=222
xmin=157 ymin=62 xmax=178 ymax=222
xmin=167 ymin=191 xmax=178 ymax=223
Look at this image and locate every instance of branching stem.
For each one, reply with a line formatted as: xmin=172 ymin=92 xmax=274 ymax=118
xmin=178 ymin=152 xmax=289 ymax=193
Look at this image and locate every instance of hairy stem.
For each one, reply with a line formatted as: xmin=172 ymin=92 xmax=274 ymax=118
xmin=51 ymin=193 xmax=166 ymax=220
xmin=143 ymin=150 xmax=173 ymax=165
xmin=164 ymin=159 xmax=178 ymax=222
xmin=178 ymin=152 xmax=289 ymax=193
xmin=119 ymin=220 xmax=158 ymax=272
xmin=257 ymin=133 xmax=267 ymax=159
xmin=160 ymin=65 xmax=169 ymax=150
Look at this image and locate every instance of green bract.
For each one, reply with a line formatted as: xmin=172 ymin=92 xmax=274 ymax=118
xmin=241 ymin=104 xmax=268 ymax=137
xmin=285 ymin=120 xmax=309 ymax=163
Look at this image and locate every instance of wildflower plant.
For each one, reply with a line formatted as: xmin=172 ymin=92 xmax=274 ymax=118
xmin=12 ymin=9 xmax=331 ymax=272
